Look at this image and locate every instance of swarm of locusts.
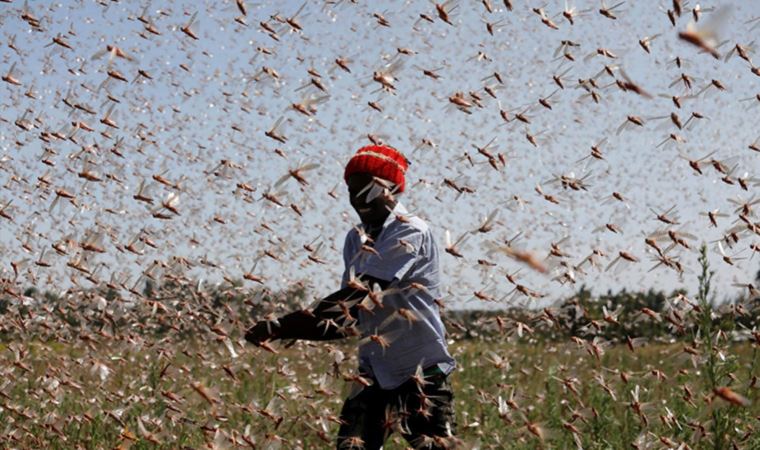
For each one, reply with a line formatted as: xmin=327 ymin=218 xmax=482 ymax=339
xmin=1 ymin=0 xmax=760 ymax=448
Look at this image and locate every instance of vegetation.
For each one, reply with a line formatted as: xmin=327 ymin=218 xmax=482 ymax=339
xmin=0 ymin=248 xmax=758 ymax=448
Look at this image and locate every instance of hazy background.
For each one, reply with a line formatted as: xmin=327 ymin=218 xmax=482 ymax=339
xmin=1 ymin=0 xmax=759 ymax=309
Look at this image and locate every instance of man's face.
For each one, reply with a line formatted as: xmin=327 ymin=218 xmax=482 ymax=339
xmin=346 ymin=173 xmax=396 ymax=226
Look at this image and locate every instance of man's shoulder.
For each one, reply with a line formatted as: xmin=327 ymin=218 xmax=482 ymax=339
xmin=383 ymin=215 xmax=432 ymax=249
xmin=395 ymin=214 xmax=429 ymax=234
xmin=391 ymin=203 xmax=429 ymax=234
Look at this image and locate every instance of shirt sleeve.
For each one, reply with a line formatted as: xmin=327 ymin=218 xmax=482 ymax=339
xmin=354 ymin=225 xmax=422 ymax=282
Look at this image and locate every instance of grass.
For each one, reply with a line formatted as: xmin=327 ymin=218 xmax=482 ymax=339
xmin=1 ymin=336 xmax=758 ymax=449
xmin=1 ymin=245 xmax=757 ymax=448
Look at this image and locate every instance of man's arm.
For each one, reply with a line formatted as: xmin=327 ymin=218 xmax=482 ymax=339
xmin=245 ymin=275 xmax=391 ymax=344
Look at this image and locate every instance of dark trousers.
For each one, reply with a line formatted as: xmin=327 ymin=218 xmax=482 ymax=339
xmin=336 ymin=372 xmax=458 ymax=450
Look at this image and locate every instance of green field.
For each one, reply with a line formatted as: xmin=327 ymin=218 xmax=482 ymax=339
xmin=1 ymin=336 xmax=758 ymax=449
xmin=1 ymin=248 xmax=757 ymax=449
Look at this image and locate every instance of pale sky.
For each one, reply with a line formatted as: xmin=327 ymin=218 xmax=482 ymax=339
xmin=1 ymin=0 xmax=759 ymax=309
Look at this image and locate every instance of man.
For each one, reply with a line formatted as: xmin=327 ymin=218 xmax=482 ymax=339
xmin=246 ymin=144 xmax=458 ymax=449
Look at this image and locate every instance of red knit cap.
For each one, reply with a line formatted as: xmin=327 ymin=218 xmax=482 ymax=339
xmin=344 ymin=145 xmax=409 ymax=193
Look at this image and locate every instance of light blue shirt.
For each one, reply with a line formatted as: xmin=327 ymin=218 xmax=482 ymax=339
xmin=342 ymin=202 xmax=456 ymax=389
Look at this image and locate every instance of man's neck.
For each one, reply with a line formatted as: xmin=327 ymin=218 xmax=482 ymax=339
xmin=362 ymin=201 xmax=397 ymax=241
xmin=365 ymin=214 xmax=390 ymax=240
xmin=364 ymin=221 xmax=384 ymax=242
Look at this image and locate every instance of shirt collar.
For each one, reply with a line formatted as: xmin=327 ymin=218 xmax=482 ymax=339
xmin=384 ymin=201 xmax=407 ymax=227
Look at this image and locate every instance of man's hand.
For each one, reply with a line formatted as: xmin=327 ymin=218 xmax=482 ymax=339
xmin=245 ymin=321 xmax=278 ymax=346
